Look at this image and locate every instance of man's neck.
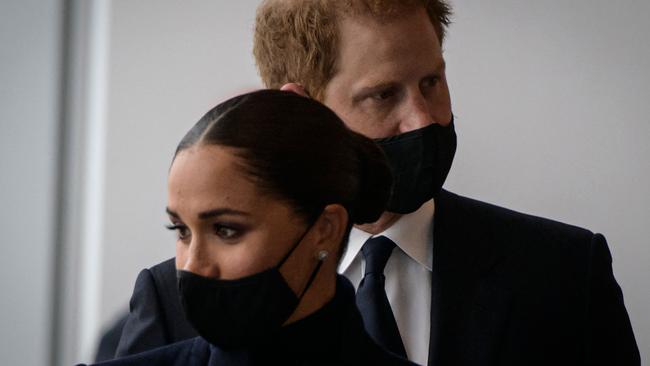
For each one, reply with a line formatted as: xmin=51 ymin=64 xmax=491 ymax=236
xmin=354 ymin=211 xmax=402 ymax=235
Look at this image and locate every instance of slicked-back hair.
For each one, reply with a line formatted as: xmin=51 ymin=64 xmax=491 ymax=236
xmin=174 ymin=90 xmax=393 ymax=228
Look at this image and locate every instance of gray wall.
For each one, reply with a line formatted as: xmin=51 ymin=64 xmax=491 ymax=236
xmin=85 ymin=0 xmax=263 ymax=362
xmin=444 ymin=1 xmax=650 ymax=358
xmin=1 ymin=0 xmax=648 ymax=364
xmin=0 ymin=0 xmax=61 ymax=365
xmin=93 ymin=0 xmax=649 ymax=362
xmin=98 ymin=0 xmax=261 ymax=332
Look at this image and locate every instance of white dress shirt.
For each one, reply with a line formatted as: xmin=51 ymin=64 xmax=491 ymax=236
xmin=338 ymin=199 xmax=434 ymax=366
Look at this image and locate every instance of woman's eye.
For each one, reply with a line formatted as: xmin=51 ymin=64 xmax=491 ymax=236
xmin=166 ymin=224 xmax=190 ymax=240
xmin=214 ymin=224 xmax=241 ymax=240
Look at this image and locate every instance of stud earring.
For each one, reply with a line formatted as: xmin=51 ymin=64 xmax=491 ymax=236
xmin=316 ymin=250 xmax=329 ymax=261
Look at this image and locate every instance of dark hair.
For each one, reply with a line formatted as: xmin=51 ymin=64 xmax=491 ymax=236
xmin=174 ymin=90 xmax=392 ymax=232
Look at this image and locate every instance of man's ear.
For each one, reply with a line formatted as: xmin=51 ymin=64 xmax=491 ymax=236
xmin=312 ymin=204 xmax=348 ymax=258
xmin=280 ymin=83 xmax=311 ymax=98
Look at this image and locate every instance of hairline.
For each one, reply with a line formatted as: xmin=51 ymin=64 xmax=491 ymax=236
xmin=314 ymin=3 xmax=448 ymax=101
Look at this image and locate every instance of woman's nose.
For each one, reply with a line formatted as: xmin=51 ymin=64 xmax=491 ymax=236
xmin=182 ymin=240 xmax=220 ymax=279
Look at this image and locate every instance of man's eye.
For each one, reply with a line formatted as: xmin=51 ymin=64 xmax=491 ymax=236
xmin=214 ymin=224 xmax=240 ymax=240
xmin=371 ymin=88 xmax=396 ymax=101
xmin=166 ymin=224 xmax=190 ymax=240
xmin=421 ymin=75 xmax=440 ymax=89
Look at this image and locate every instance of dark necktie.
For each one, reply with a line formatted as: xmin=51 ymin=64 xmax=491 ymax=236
xmin=355 ymin=235 xmax=407 ymax=358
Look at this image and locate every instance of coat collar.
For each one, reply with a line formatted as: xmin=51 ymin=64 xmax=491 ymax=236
xmin=339 ymin=199 xmax=435 ymax=273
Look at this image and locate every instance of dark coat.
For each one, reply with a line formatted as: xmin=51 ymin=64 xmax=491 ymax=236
xmin=116 ymin=190 xmax=640 ymax=365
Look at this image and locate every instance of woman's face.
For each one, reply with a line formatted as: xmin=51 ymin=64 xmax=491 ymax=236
xmin=167 ymin=144 xmax=311 ymax=282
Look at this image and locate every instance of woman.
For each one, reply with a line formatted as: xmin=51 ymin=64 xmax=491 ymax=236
xmin=85 ymin=90 xmax=417 ymax=366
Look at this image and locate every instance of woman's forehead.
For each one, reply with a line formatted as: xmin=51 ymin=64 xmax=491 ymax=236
xmin=168 ymin=146 xmax=258 ymax=210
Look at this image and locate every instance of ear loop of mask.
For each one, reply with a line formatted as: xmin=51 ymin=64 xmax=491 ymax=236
xmin=275 ymin=217 xmax=328 ymax=300
xmin=296 ymin=253 xmax=326 ymax=299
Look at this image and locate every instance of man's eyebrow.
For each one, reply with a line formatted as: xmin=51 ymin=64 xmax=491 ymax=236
xmin=352 ymin=81 xmax=398 ymax=102
xmin=352 ymin=59 xmax=447 ymax=102
xmin=434 ymin=57 xmax=446 ymax=71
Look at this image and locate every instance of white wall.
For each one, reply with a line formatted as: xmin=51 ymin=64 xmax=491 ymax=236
xmin=5 ymin=0 xmax=642 ymax=364
xmin=0 ymin=0 xmax=62 ymax=365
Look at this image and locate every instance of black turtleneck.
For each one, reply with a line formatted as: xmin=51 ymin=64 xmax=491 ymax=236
xmin=85 ymin=276 xmax=418 ymax=366
xmin=202 ymin=275 xmax=418 ymax=366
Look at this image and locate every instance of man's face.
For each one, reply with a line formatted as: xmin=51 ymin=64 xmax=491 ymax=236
xmin=322 ymin=7 xmax=452 ymax=139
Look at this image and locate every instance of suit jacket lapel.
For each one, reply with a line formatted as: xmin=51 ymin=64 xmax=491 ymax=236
xmin=428 ymin=269 xmax=443 ymax=366
xmin=428 ymin=190 xmax=513 ymax=366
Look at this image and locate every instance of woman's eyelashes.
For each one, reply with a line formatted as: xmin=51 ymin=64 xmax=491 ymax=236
xmin=166 ymin=222 xmax=247 ymax=242
xmin=166 ymin=223 xmax=190 ymax=240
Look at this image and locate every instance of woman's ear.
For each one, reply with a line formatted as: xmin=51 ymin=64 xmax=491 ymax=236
xmin=312 ymin=204 xmax=348 ymax=259
xmin=280 ymin=83 xmax=311 ymax=98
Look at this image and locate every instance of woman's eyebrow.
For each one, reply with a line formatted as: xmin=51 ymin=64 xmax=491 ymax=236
xmin=197 ymin=208 xmax=250 ymax=220
xmin=165 ymin=207 xmax=251 ymax=220
xmin=166 ymin=207 xmax=180 ymax=218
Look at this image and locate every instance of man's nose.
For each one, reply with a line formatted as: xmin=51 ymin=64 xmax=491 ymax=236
xmin=182 ymin=240 xmax=220 ymax=279
xmin=398 ymin=93 xmax=435 ymax=133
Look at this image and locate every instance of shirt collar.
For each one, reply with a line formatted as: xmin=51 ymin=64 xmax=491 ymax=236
xmin=338 ymin=199 xmax=435 ymax=273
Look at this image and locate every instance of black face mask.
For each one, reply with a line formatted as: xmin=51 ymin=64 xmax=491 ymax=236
xmin=177 ymin=225 xmax=323 ymax=349
xmin=374 ymin=117 xmax=457 ymax=214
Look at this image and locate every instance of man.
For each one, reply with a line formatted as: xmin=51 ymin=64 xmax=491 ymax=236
xmin=116 ymin=1 xmax=639 ymax=365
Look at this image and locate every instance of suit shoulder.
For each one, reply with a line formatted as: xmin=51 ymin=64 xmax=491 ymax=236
xmin=437 ymin=190 xmax=600 ymax=261
xmin=436 ymin=191 xmax=612 ymax=293
xmin=148 ymin=257 xmax=176 ymax=277
xmin=147 ymin=258 xmax=177 ymax=289
xmin=91 ymin=337 xmax=208 ymax=366
xmin=439 ymin=190 xmax=594 ymax=238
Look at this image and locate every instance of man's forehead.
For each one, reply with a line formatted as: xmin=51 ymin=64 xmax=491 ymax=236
xmin=337 ymin=2 xmax=427 ymax=27
xmin=334 ymin=8 xmax=442 ymax=70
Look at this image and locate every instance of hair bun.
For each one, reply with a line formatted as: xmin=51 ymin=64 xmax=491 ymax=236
xmin=348 ymin=132 xmax=393 ymax=224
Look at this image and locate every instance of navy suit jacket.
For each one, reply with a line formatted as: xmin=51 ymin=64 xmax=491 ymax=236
xmin=115 ymin=190 xmax=640 ymax=365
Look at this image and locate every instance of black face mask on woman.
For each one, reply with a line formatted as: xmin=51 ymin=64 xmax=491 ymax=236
xmin=374 ymin=117 xmax=457 ymax=214
xmin=177 ymin=224 xmax=324 ymax=349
